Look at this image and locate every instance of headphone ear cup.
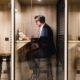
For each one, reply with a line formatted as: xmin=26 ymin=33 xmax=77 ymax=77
xmin=39 ymin=16 xmax=42 ymax=23
xmin=39 ymin=17 xmax=42 ymax=22
xmin=38 ymin=15 xmax=44 ymax=23
xmin=39 ymin=18 xmax=41 ymax=22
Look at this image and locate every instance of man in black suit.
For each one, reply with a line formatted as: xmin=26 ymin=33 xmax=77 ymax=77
xmin=20 ymin=15 xmax=56 ymax=80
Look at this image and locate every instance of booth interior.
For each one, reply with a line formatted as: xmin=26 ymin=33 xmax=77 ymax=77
xmin=0 ymin=0 xmax=11 ymax=80
xmin=15 ymin=0 xmax=64 ymax=80
xmin=68 ymin=0 xmax=80 ymax=80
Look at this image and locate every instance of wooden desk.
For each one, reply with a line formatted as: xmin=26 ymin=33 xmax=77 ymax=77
xmin=68 ymin=40 xmax=80 ymax=50
xmin=15 ymin=40 xmax=33 ymax=80
xmin=16 ymin=40 xmax=31 ymax=50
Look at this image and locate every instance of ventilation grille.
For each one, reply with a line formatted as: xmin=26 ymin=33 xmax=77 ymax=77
xmin=56 ymin=0 xmax=64 ymax=68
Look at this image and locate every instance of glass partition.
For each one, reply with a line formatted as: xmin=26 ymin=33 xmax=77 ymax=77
xmin=15 ymin=0 xmax=65 ymax=80
xmin=68 ymin=0 xmax=80 ymax=80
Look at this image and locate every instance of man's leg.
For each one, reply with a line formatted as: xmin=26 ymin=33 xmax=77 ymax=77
xmin=26 ymin=48 xmax=39 ymax=75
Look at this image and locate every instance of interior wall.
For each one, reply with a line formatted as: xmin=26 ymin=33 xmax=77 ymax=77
xmin=15 ymin=0 xmax=22 ymax=40
xmin=0 ymin=4 xmax=11 ymax=54
xmin=68 ymin=43 xmax=80 ymax=80
xmin=15 ymin=4 xmax=56 ymax=43
xmin=68 ymin=5 xmax=80 ymax=40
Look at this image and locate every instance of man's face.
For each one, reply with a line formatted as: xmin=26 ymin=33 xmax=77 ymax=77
xmin=35 ymin=18 xmax=42 ymax=27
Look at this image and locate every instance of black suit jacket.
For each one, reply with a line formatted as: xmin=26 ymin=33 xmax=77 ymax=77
xmin=31 ymin=23 xmax=56 ymax=57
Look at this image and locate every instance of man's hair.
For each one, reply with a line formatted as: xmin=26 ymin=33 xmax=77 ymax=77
xmin=34 ymin=15 xmax=45 ymax=23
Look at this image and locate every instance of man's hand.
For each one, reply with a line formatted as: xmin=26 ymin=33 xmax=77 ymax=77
xmin=19 ymin=34 xmax=30 ymax=40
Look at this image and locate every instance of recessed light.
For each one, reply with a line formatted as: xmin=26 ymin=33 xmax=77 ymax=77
xmin=38 ymin=0 xmax=42 ymax=2
xmin=15 ymin=9 xmax=18 ymax=12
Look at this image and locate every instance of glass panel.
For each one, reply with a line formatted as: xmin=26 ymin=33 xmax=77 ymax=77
xmin=31 ymin=0 xmax=57 ymax=80
xmin=15 ymin=0 xmax=65 ymax=80
xmin=68 ymin=0 xmax=80 ymax=80
xmin=15 ymin=0 xmax=32 ymax=80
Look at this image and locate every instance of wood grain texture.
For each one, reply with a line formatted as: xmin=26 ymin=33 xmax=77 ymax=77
xmin=68 ymin=45 xmax=77 ymax=80
xmin=68 ymin=42 xmax=80 ymax=80
xmin=0 ymin=4 xmax=11 ymax=54
xmin=19 ymin=0 xmax=58 ymax=4
xmin=15 ymin=4 xmax=56 ymax=43
xmin=0 ymin=0 xmax=10 ymax=4
xmin=69 ymin=0 xmax=80 ymax=4
xmin=68 ymin=5 xmax=80 ymax=40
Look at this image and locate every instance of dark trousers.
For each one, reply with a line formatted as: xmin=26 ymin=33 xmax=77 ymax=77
xmin=26 ymin=48 xmax=50 ymax=74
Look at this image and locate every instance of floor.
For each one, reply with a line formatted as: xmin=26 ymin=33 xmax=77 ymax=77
xmin=0 ymin=56 xmax=64 ymax=80
xmin=15 ymin=55 xmax=64 ymax=80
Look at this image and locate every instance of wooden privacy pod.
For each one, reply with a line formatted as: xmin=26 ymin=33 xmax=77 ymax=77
xmin=0 ymin=0 xmax=11 ymax=54
xmin=15 ymin=0 xmax=58 ymax=80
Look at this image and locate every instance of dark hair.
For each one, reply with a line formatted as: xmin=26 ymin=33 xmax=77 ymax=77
xmin=34 ymin=15 xmax=45 ymax=23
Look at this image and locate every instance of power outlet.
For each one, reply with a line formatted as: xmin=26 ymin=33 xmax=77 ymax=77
xmin=5 ymin=37 xmax=9 ymax=41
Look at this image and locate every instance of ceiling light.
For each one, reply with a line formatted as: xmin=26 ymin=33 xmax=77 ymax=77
xmin=15 ymin=9 xmax=18 ymax=12
xmin=38 ymin=0 xmax=42 ymax=2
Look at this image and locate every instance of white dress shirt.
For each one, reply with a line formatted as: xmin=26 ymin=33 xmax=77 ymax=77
xmin=40 ymin=23 xmax=45 ymax=36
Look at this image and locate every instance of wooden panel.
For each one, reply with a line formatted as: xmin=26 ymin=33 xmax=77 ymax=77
xmin=19 ymin=0 xmax=58 ymax=4
xmin=15 ymin=4 xmax=56 ymax=43
xmin=0 ymin=4 xmax=11 ymax=54
xmin=68 ymin=43 xmax=80 ymax=80
xmin=15 ymin=0 xmax=21 ymax=12
xmin=0 ymin=0 xmax=10 ymax=4
xmin=68 ymin=46 xmax=77 ymax=80
xmin=68 ymin=5 xmax=80 ymax=40
xmin=69 ymin=0 xmax=80 ymax=4
xmin=15 ymin=0 xmax=22 ymax=40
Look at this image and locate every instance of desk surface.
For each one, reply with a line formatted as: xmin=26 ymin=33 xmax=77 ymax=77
xmin=68 ymin=40 xmax=80 ymax=50
xmin=69 ymin=40 xmax=80 ymax=43
xmin=15 ymin=40 xmax=31 ymax=50
xmin=16 ymin=40 xmax=30 ymax=42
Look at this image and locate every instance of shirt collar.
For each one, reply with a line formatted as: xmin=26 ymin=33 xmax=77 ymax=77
xmin=40 ymin=23 xmax=45 ymax=36
xmin=40 ymin=23 xmax=45 ymax=28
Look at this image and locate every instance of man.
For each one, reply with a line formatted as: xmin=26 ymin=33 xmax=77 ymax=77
xmin=20 ymin=15 xmax=56 ymax=80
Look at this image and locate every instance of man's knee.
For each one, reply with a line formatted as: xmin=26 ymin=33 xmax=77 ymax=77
xmin=26 ymin=51 xmax=31 ymax=60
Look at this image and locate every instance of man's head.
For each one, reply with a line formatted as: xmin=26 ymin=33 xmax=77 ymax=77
xmin=34 ymin=15 xmax=45 ymax=27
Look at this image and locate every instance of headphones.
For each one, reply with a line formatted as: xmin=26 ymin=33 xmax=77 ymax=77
xmin=35 ymin=15 xmax=45 ymax=23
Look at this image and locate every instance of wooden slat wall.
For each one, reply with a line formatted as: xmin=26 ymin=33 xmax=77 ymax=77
xmin=15 ymin=4 xmax=56 ymax=43
xmin=0 ymin=4 xmax=11 ymax=54
xmin=68 ymin=5 xmax=80 ymax=40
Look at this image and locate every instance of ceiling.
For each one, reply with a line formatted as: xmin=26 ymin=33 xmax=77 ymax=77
xmin=19 ymin=0 xmax=58 ymax=4
xmin=0 ymin=0 xmax=10 ymax=4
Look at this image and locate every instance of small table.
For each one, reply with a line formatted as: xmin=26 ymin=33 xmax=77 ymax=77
xmin=68 ymin=40 xmax=80 ymax=50
xmin=16 ymin=40 xmax=31 ymax=50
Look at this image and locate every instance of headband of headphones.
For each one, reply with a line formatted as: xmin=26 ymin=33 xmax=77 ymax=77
xmin=35 ymin=15 xmax=45 ymax=23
